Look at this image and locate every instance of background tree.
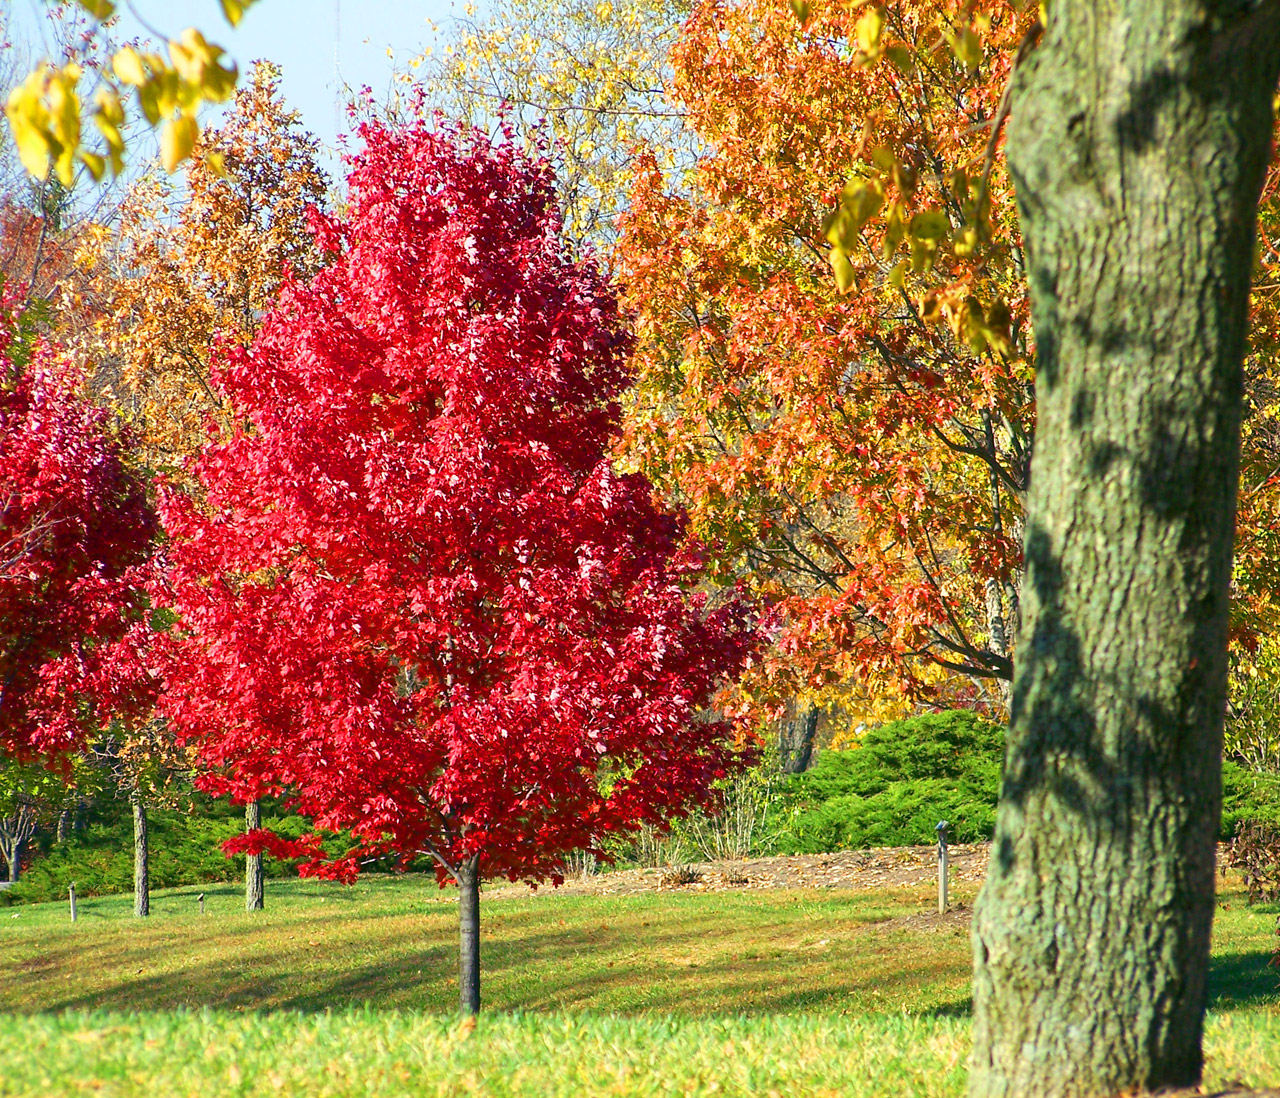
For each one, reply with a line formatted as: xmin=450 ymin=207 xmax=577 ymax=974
xmin=969 ymin=4 xmax=1280 ymax=1095
xmin=618 ymin=0 xmax=1034 ymax=729
xmin=0 ymin=757 xmax=57 ymax=882
xmin=159 ymin=120 xmax=756 ymax=1015
xmin=78 ymin=59 xmax=329 ymax=476
xmin=91 ymin=711 xmax=194 ymax=917
xmin=0 ymin=307 xmax=153 ymax=761
xmin=72 ymin=62 xmax=327 ymax=909
xmin=409 ymin=0 xmax=693 ymax=256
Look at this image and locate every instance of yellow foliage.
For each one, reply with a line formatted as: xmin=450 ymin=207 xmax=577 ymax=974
xmin=72 ymin=62 xmax=329 ymax=474
xmin=411 ymin=0 xmax=693 ymax=256
xmin=10 ymin=4 xmax=252 ymax=180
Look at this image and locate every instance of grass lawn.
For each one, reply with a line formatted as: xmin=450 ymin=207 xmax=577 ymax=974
xmin=1 ymin=875 xmax=1277 ymax=1096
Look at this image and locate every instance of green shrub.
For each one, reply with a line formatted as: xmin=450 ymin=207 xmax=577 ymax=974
xmin=775 ymin=713 xmax=1280 ymax=855
xmin=2 ymin=801 xmax=310 ymax=905
xmin=777 ymin=710 xmax=1004 ymax=852
xmin=1222 ymin=760 xmax=1280 ymax=838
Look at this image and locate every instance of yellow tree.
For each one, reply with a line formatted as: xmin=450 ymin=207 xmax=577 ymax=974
xmin=409 ymin=0 xmax=693 ymax=255
xmin=76 ymin=60 xmax=329 ymax=474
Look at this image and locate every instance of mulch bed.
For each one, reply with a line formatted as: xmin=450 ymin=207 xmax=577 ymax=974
xmin=487 ymin=841 xmax=1247 ymax=900
xmin=486 ymin=842 xmax=991 ymax=898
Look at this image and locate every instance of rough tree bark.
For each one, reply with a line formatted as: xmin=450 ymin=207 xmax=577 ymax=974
xmin=56 ymin=808 xmax=70 ymax=844
xmin=970 ymin=4 xmax=1280 ymax=1096
xmin=456 ymin=854 xmax=481 ymax=1016
xmin=245 ymin=799 xmax=264 ymax=912
xmin=132 ymin=796 xmax=149 ymax=918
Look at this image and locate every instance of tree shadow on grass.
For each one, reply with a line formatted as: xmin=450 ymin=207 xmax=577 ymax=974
xmin=919 ymin=948 xmax=1280 ymax=1021
xmin=1207 ymin=950 xmax=1280 ymax=1010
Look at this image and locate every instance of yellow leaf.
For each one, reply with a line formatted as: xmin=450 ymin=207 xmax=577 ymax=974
xmin=161 ymin=113 xmax=198 ymax=172
xmin=113 ymin=47 xmax=148 ymax=87
xmin=855 ymin=6 xmax=885 ymax=57
xmin=951 ymin=27 xmax=981 ymax=70
xmin=909 ymin=209 xmax=949 ymax=243
xmin=5 ymin=73 xmax=54 ymax=181
xmin=219 ymin=0 xmax=258 ymax=26
xmin=80 ymin=149 xmax=106 ymax=180
xmin=953 ymin=225 xmax=979 ymax=257
xmin=829 ymin=247 xmax=855 ymax=293
xmin=788 ymin=0 xmax=811 ymax=25
xmin=883 ymin=44 xmax=914 ymax=73
xmin=77 ymin=0 xmax=116 ymax=17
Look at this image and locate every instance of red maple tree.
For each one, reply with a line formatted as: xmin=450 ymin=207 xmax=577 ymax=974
xmin=159 ymin=121 xmax=756 ymax=1012
xmin=0 ymin=302 xmax=155 ymax=759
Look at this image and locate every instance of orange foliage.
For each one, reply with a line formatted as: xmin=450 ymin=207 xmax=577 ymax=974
xmin=619 ymin=0 xmax=1036 ymax=717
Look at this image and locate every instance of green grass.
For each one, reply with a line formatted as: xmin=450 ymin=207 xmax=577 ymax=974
xmin=1 ymin=875 xmax=1277 ymax=1096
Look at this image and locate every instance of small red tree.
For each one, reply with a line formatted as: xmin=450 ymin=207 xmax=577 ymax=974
xmin=0 ymin=306 xmax=154 ymax=759
xmin=159 ymin=121 xmax=756 ymax=1013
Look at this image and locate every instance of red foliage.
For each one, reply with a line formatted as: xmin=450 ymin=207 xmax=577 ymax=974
xmin=159 ymin=122 xmax=757 ymax=885
xmin=0 ymin=309 xmax=155 ymax=758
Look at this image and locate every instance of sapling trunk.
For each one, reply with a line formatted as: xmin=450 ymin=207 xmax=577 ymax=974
xmin=246 ymin=799 xmax=264 ymax=912
xmin=457 ymin=854 xmax=481 ymax=1015
xmin=132 ymin=797 xmax=149 ymax=918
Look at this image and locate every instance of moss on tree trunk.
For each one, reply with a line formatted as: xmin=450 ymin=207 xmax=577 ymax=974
xmin=970 ymin=5 xmax=1280 ymax=1096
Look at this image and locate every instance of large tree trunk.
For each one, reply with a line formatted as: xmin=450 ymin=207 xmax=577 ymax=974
xmin=456 ymin=854 xmax=481 ymax=1015
xmin=56 ymin=809 xmax=70 ymax=844
xmin=245 ymin=800 xmax=264 ymax=912
xmin=970 ymin=6 xmax=1280 ymax=1097
xmin=132 ymin=797 xmax=149 ymax=917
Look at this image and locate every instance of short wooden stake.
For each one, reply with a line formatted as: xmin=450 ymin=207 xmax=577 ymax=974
xmin=68 ymin=883 xmax=77 ymax=923
xmin=198 ymin=892 xmax=205 ymax=916
xmin=936 ymin=821 xmax=949 ymax=915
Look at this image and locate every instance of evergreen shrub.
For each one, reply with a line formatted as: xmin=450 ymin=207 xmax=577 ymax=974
xmin=777 ymin=710 xmax=1004 ymax=852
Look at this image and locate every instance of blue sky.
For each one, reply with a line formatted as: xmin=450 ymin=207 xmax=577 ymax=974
xmin=10 ymin=0 xmax=469 ymax=172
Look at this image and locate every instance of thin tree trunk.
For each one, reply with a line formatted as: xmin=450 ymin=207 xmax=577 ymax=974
xmin=132 ymin=797 xmax=149 ymax=918
xmin=3 ymin=837 xmax=19 ymax=883
xmin=0 ymin=806 xmax=34 ymax=884
xmin=245 ymin=800 xmax=264 ymax=912
xmin=779 ymin=704 xmax=819 ymax=774
xmin=56 ymin=809 xmax=70 ymax=844
xmin=456 ymin=854 xmax=481 ymax=1015
xmin=970 ymin=7 xmax=1280 ymax=1097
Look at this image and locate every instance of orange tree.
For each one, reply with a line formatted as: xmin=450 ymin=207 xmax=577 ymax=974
xmin=619 ymin=0 xmax=1035 ymax=719
xmin=620 ymin=0 xmax=1280 ymax=730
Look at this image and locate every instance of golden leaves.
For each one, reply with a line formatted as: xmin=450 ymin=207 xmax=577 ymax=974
xmin=10 ymin=6 xmax=247 ymax=183
xmin=76 ymin=62 xmax=329 ymax=471
xmin=6 ymin=64 xmax=84 ymax=186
